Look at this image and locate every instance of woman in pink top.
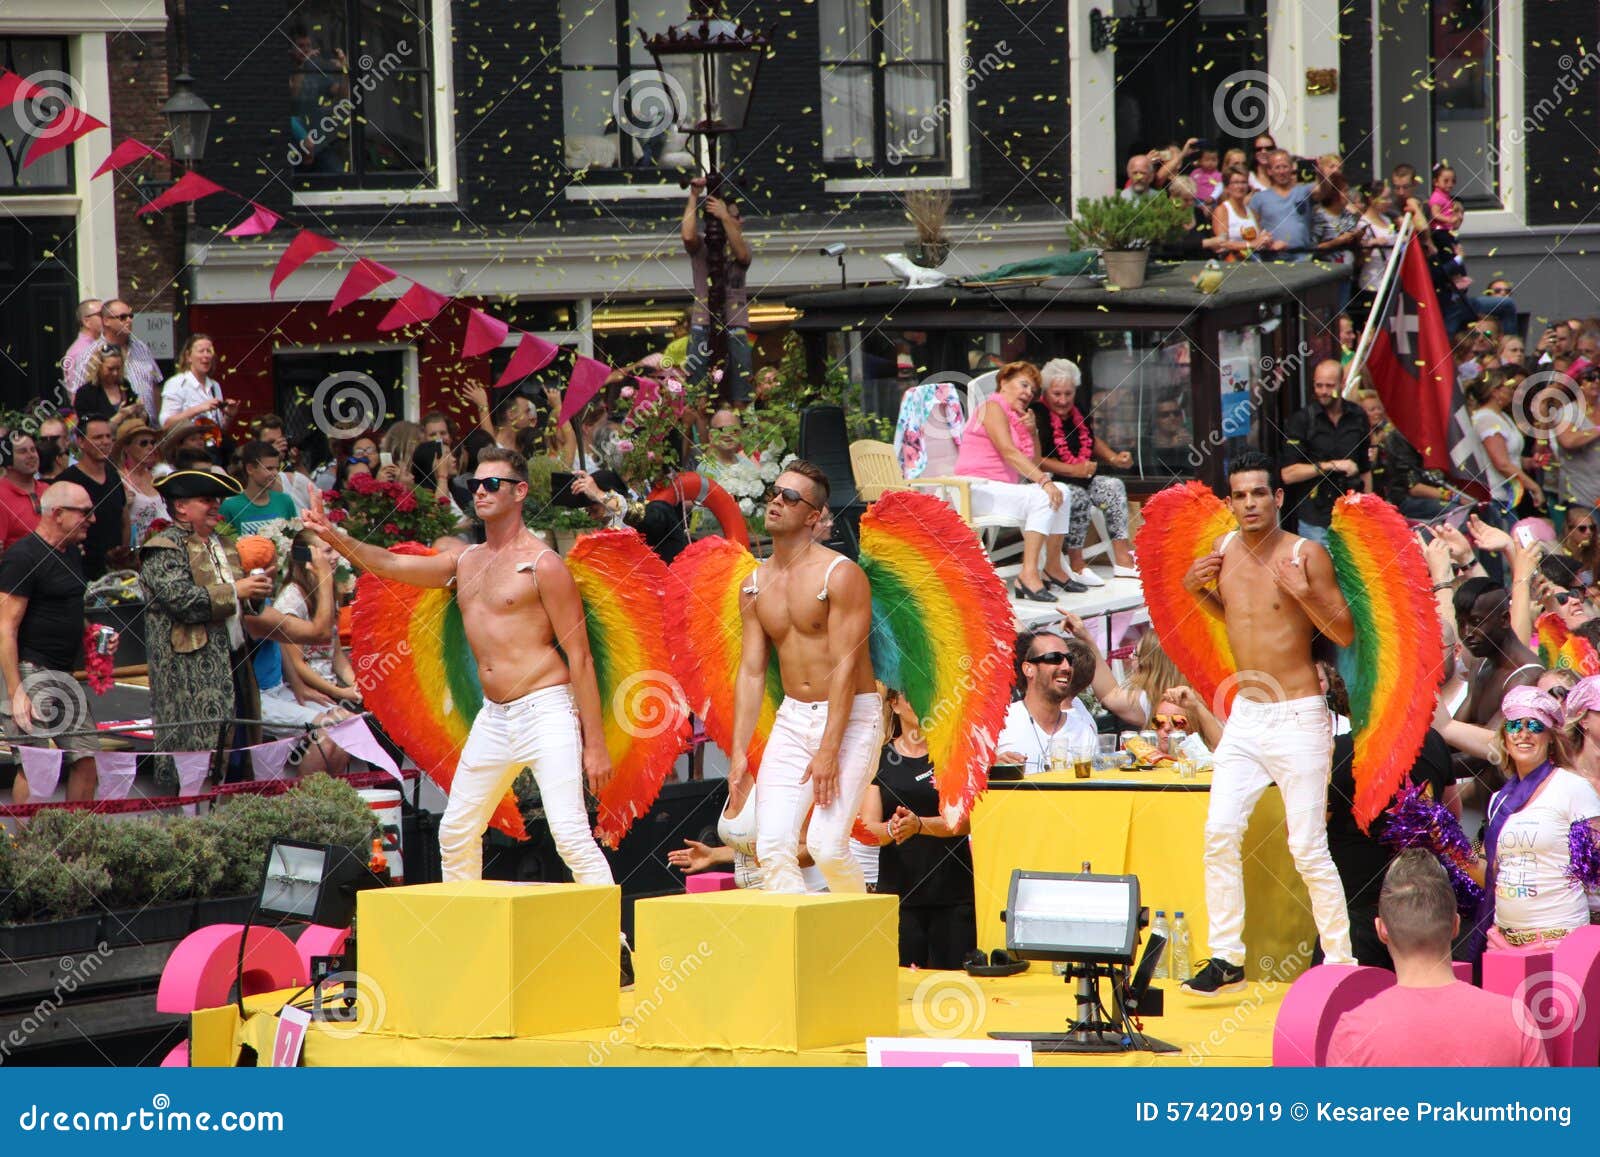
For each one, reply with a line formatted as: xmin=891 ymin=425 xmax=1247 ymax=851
xmin=953 ymin=361 xmax=1072 ymax=601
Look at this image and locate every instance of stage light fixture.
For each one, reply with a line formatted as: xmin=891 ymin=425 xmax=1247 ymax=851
xmin=257 ymin=839 xmax=382 ymax=930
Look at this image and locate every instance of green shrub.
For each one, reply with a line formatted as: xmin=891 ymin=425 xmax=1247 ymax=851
xmin=7 ymin=846 xmax=110 ymax=922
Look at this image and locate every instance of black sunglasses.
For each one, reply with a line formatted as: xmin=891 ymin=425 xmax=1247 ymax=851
xmin=1026 ymin=650 xmax=1070 ymax=666
xmin=466 ymin=476 xmax=523 ymax=494
xmin=107 ymin=312 xmax=133 ymax=321
xmin=766 ymin=484 xmax=819 ymax=510
xmin=1554 ymin=590 xmax=1585 ymax=606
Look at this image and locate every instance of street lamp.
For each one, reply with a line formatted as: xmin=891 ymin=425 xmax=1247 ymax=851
xmin=646 ymin=1 xmax=769 ymax=404
xmin=161 ymin=72 xmax=212 ymax=165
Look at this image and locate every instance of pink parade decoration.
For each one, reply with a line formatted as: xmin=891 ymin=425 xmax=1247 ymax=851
xmin=91 ymin=138 xmax=165 ymax=179
xmin=225 ymin=202 xmax=282 ymax=237
xmin=461 ymin=308 xmax=510 ymax=358
xmin=269 ymin=229 xmax=340 ymax=298
xmin=137 ymin=171 xmax=225 ymax=216
xmin=493 ymin=330 xmax=561 ymax=388
xmin=329 ymin=257 xmax=398 ymax=314
xmin=377 ymin=282 xmax=452 ymax=333
xmin=22 ymin=105 xmax=106 ymax=169
xmin=557 ymin=355 xmax=613 ymax=424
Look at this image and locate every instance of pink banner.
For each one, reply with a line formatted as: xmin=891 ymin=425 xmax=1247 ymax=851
xmin=461 ymin=308 xmax=510 ymax=359
xmin=377 ymin=282 xmax=451 ymax=332
xmin=0 ymin=70 xmax=45 ymax=107
xmin=172 ymin=751 xmax=213 ymax=797
xmin=251 ymin=737 xmax=301 ymax=782
xmin=137 ymin=171 xmax=225 ymax=216
xmin=17 ymin=746 xmax=63 ymax=798
xmin=325 ymin=717 xmax=401 ymax=781
xmin=329 ymin=257 xmax=398 ymax=314
xmin=91 ymin=138 xmax=166 ymax=179
xmin=94 ymin=751 xmax=138 ymax=800
xmin=494 ymin=331 xmax=562 ymax=388
xmin=225 ymin=202 xmax=281 ymax=238
xmin=269 ymin=229 xmax=340 ymax=298
xmin=558 ymin=355 xmax=613 ymax=425
xmin=22 ymin=106 xmax=106 ymax=169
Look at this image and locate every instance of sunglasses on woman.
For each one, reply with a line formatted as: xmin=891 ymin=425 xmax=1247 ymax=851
xmin=1553 ymin=590 xmax=1586 ymax=606
xmin=1153 ymin=713 xmax=1189 ymax=728
xmin=465 ymin=476 xmax=522 ymax=494
xmin=765 ymin=484 xmax=819 ymax=510
xmin=1504 ymin=719 xmax=1547 ymax=734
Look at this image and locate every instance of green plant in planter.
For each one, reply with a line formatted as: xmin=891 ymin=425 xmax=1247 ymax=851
xmin=206 ymin=775 xmax=376 ymax=896
xmin=526 ymin=505 xmax=602 ymax=533
xmin=1064 ymin=193 xmax=1190 ymax=252
xmin=7 ymin=848 xmax=110 ymax=923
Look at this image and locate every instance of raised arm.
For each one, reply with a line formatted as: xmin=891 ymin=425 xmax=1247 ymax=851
xmin=538 ymin=552 xmax=613 ymax=795
xmin=302 ymin=502 xmax=457 ymax=588
xmin=1274 ymin=540 xmax=1354 ymax=647
xmin=681 ymin=183 xmax=702 ymax=252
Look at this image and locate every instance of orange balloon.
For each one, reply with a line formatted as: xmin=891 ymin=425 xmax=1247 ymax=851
xmin=236 ymin=535 xmax=277 ymax=572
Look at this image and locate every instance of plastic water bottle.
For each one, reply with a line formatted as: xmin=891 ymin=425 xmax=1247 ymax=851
xmin=1171 ymin=911 xmax=1192 ymax=982
xmin=1151 ymin=911 xmax=1170 ymax=979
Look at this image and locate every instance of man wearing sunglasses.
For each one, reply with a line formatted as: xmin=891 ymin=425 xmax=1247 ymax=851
xmin=0 ymin=481 xmax=107 ymax=805
xmin=732 ymin=462 xmax=882 ymax=894
xmin=0 ymin=433 xmax=46 ymax=552
xmin=95 ymin=299 xmax=162 ymax=418
xmin=994 ymin=627 xmax=1098 ymax=776
xmin=1179 ymin=450 xmax=1358 ymax=995
xmin=303 ymin=447 xmax=616 ymax=889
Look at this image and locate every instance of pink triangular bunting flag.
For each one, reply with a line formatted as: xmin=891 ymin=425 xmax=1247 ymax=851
xmin=0 ymin=70 xmax=45 ymax=107
xmin=22 ymin=106 xmax=106 ymax=169
xmin=172 ymin=750 xmax=213 ymax=796
xmin=225 ymin=202 xmax=281 ymax=238
xmin=250 ymin=737 xmax=300 ymax=781
xmin=139 ymin=171 xmax=225 ymax=216
xmin=462 ymin=308 xmax=509 ymax=358
xmin=270 ymin=230 xmax=340 ymax=298
xmin=17 ymin=746 xmax=63 ymax=799
xmin=494 ymin=331 xmax=561 ymax=389
xmin=377 ymin=282 xmax=451 ymax=332
xmin=558 ymin=355 xmax=614 ymax=424
xmin=93 ymin=751 xmax=138 ymax=800
xmin=92 ymin=138 xmax=166 ymax=179
xmin=325 ymin=717 xmax=401 ymax=780
xmin=330 ymin=257 xmax=398 ymax=314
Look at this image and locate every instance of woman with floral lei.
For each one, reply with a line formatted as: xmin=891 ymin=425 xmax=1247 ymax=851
xmin=1031 ymin=357 xmax=1140 ymax=586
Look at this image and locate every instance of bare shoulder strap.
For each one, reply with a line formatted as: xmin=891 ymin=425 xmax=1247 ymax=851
xmin=1292 ymin=537 xmax=1308 ymax=565
xmin=1216 ymin=530 xmax=1239 ymax=555
xmin=741 ymin=560 xmax=765 ymax=597
xmin=514 ymin=546 xmax=558 ymax=587
xmin=446 ymin=542 xmax=483 ymax=589
xmin=817 ymin=554 xmax=849 ymax=601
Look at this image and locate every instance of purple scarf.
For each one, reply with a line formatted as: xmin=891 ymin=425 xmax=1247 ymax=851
xmin=1470 ymin=759 xmax=1557 ymax=949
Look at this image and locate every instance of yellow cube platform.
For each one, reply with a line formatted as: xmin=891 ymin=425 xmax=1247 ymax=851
xmin=358 ymin=881 xmax=620 ymax=1039
xmin=632 ymin=892 xmax=898 ymax=1052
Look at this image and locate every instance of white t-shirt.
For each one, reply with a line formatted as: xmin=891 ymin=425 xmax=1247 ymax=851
xmin=1492 ymin=768 xmax=1600 ymax=933
xmin=998 ymin=698 xmax=1099 ymax=776
xmin=1472 ymin=408 xmax=1524 ymax=504
xmin=159 ymin=371 xmax=227 ymax=427
xmin=274 ymin=582 xmax=338 ymax=681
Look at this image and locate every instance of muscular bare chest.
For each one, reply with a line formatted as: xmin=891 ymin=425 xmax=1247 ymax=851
xmin=755 ymin=573 xmax=829 ymax=643
xmin=456 ymin=552 xmax=548 ymax=626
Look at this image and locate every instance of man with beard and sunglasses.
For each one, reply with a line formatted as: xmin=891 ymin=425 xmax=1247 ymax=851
xmin=302 ymin=446 xmax=615 ymax=889
xmin=729 ymin=460 xmax=882 ymax=893
xmin=994 ymin=627 xmax=1098 ymax=776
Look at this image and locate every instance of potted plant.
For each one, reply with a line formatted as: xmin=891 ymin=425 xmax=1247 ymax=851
xmin=526 ymin=505 xmax=602 ymax=555
xmin=902 ymin=189 xmax=952 ymax=268
xmin=320 ymin=474 xmax=463 ymax=547
xmin=1063 ymin=193 xmax=1190 ymax=289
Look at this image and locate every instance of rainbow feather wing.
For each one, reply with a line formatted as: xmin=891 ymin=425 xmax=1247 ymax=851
xmin=351 ymin=545 xmax=525 ymax=840
xmin=1133 ymin=482 xmax=1239 ymax=711
xmin=667 ymin=536 xmax=781 ymax=771
xmin=1536 ymin=612 xmax=1600 ymax=676
xmin=859 ymin=491 xmax=1014 ymax=825
xmin=567 ymin=529 xmax=692 ymax=847
xmin=1327 ymin=493 xmax=1445 ymax=831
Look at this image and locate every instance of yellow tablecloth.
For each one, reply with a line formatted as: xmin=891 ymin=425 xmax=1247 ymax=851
xmin=969 ymin=769 xmax=1318 ymax=979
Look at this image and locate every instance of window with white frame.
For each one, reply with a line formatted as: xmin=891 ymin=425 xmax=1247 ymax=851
xmin=559 ymin=0 xmax=699 ymax=175
xmin=819 ymin=0 xmax=950 ymax=174
xmin=0 ymin=38 xmax=74 ymax=192
xmin=1430 ymin=0 xmax=1498 ymax=205
xmin=288 ymin=1 xmax=434 ymax=190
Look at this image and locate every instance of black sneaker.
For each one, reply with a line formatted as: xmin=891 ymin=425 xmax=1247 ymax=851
xmin=1180 ymin=958 xmax=1246 ymax=997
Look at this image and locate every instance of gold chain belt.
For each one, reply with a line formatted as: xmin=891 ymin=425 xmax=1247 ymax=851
xmin=1499 ymin=926 xmax=1572 ymax=947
